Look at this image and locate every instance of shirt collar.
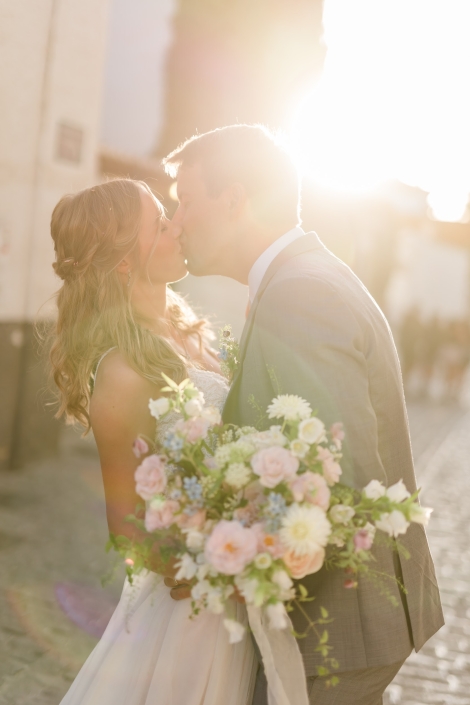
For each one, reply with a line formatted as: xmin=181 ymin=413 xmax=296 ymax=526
xmin=248 ymin=226 xmax=305 ymax=303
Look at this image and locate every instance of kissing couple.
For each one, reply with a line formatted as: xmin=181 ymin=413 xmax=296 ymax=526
xmin=50 ymin=124 xmax=443 ymax=705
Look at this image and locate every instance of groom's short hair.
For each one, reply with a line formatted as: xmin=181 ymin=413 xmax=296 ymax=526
xmin=162 ymin=124 xmax=300 ymax=226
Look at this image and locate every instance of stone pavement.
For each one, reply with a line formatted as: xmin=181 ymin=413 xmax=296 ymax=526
xmin=384 ymin=402 xmax=470 ymax=705
xmin=0 ymin=401 xmax=468 ymax=704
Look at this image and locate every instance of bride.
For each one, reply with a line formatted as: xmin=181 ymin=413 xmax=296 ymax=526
xmin=49 ymin=178 xmax=257 ymax=705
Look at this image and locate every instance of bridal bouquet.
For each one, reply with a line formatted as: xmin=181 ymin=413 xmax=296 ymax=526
xmin=116 ymin=374 xmax=431 ymax=650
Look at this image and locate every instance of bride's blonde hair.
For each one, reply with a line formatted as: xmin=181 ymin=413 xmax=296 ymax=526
xmin=49 ymin=178 xmax=209 ymax=431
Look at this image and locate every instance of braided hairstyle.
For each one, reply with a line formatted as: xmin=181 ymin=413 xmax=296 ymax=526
xmin=49 ymin=178 xmax=209 ymax=430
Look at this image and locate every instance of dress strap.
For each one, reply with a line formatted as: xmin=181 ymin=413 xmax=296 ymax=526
xmin=93 ymin=347 xmax=118 ymax=383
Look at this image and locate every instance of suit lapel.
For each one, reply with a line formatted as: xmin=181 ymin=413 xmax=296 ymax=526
xmin=230 ymin=232 xmax=324 ymax=392
xmin=237 ymin=232 xmax=324 ymax=364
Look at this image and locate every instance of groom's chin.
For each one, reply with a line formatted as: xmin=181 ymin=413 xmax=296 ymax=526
xmin=185 ymin=260 xmax=209 ymax=277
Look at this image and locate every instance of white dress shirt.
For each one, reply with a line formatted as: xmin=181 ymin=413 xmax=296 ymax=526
xmin=247 ymin=226 xmax=306 ymax=303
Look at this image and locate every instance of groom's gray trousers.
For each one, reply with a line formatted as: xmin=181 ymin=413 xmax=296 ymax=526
xmin=251 ymin=657 xmax=409 ymax=705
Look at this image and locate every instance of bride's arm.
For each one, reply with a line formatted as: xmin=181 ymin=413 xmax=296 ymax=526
xmin=89 ymin=351 xmax=178 ymax=577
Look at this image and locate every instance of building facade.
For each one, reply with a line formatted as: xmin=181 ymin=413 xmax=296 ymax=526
xmin=0 ymin=0 xmax=109 ymax=467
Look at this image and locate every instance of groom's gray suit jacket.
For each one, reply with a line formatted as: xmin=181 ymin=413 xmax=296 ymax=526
xmin=222 ymin=232 xmax=444 ymax=675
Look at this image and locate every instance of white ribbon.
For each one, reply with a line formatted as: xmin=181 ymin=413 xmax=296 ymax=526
xmin=246 ymin=606 xmax=309 ymax=705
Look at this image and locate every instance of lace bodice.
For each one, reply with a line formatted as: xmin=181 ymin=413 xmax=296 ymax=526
xmin=155 ymin=368 xmax=229 ymax=445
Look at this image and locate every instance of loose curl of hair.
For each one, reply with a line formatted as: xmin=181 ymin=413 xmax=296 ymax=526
xmin=49 ymin=178 xmax=209 ymax=432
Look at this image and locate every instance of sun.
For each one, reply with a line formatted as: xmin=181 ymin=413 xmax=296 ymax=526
xmin=289 ymin=0 xmax=470 ymax=221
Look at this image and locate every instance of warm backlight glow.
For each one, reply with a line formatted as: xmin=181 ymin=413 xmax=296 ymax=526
xmin=291 ymin=0 xmax=470 ymax=221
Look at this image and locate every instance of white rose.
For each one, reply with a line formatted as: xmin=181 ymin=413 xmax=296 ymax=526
xmin=148 ymin=397 xmax=170 ymax=419
xmin=329 ymin=504 xmax=356 ymax=525
xmin=290 ymin=439 xmax=310 ymax=458
xmin=184 ymin=398 xmax=203 ymax=417
xmin=409 ymin=504 xmax=433 ymax=526
xmin=272 ymin=570 xmax=293 ymax=592
xmin=223 ymin=619 xmax=246 ymax=644
xmin=266 ymin=602 xmax=290 ymax=630
xmin=386 ymin=480 xmax=411 ymax=503
xmin=246 ymin=427 xmax=287 ymax=450
xmin=265 ymin=427 xmax=289 ymax=447
xmin=375 ymin=510 xmax=410 ymax=538
xmin=185 ymin=529 xmax=205 ymax=551
xmin=364 ymin=479 xmax=386 ymax=500
xmin=200 ymin=406 xmax=222 ymax=425
xmin=298 ymin=417 xmax=326 ymax=445
xmin=175 ymin=553 xmax=197 ymax=581
xmin=254 ymin=552 xmax=272 ymax=570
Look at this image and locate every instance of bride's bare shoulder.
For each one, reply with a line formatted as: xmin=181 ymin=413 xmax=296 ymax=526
xmin=90 ymin=350 xmax=158 ymax=429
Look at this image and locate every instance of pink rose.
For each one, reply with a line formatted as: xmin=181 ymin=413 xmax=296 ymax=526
xmin=134 ymin=454 xmax=167 ymax=500
xmin=175 ymin=509 xmax=206 ymax=530
xmin=251 ymin=447 xmax=299 ymax=488
xmin=283 ymin=547 xmax=325 ymax=579
xmin=353 ymin=529 xmax=374 ymax=552
xmin=316 ymin=447 xmax=342 ymax=486
xmin=175 ymin=417 xmax=210 ymax=443
xmin=252 ymin=523 xmax=285 ymax=559
xmin=330 ymin=422 xmax=345 ymax=449
xmin=289 ymin=472 xmax=331 ymax=510
xmin=204 ymin=520 xmax=258 ymax=575
xmin=145 ymin=499 xmax=180 ymax=531
xmin=133 ymin=436 xmax=149 ymax=458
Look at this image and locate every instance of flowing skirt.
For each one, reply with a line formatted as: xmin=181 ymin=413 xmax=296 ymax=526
xmin=59 ymin=571 xmax=257 ymax=705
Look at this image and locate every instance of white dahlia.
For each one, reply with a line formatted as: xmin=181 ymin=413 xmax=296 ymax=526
xmin=280 ymin=504 xmax=331 ymax=556
xmin=267 ymin=395 xmax=312 ymax=421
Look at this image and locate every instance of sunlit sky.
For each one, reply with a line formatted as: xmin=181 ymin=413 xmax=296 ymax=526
xmin=291 ymin=0 xmax=470 ymax=221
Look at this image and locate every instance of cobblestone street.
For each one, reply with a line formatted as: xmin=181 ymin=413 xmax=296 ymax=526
xmin=0 ymin=401 xmax=469 ymax=705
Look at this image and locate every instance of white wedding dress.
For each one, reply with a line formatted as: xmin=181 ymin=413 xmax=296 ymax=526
xmin=60 ymin=368 xmax=257 ymax=705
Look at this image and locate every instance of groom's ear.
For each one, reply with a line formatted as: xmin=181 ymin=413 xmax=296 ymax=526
xmin=223 ymin=182 xmax=247 ymax=221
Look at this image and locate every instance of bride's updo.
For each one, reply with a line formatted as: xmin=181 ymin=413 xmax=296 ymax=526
xmin=49 ymin=178 xmax=208 ymax=431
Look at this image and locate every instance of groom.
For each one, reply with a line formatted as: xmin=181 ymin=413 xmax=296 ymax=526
xmin=163 ymin=124 xmax=444 ymax=704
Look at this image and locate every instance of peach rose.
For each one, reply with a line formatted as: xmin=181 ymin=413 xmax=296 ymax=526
xmin=288 ymin=472 xmax=331 ymax=510
xmin=175 ymin=509 xmax=206 ymax=530
xmin=145 ymin=499 xmax=180 ymax=531
xmin=204 ymin=520 xmax=258 ymax=575
xmin=316 ymin=447 xmax=342 ymax=486
xmin=251 ymin=446 xmax=299 ymax=488
xmin=283 ymin=547 xmax=325 ymax=579
xmin=134 ymin=454 xmax=167 ymax=500
xmin=252 ymin=523 xmax=285 ymax=559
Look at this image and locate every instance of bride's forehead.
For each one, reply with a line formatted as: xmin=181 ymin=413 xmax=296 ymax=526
xmin=139 ymin=187 xmax=164 ymax=217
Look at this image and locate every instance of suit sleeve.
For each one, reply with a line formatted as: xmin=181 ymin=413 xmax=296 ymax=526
xmin=255 ymin=276 xmax=388 ymax=489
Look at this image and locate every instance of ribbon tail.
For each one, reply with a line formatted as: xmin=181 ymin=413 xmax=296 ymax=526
xmin=246 ymin=606 xmax=309 ymax=705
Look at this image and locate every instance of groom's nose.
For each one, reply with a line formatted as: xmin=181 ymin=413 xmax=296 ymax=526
xmin=169 ymin=220 xmax=182 ymax=240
